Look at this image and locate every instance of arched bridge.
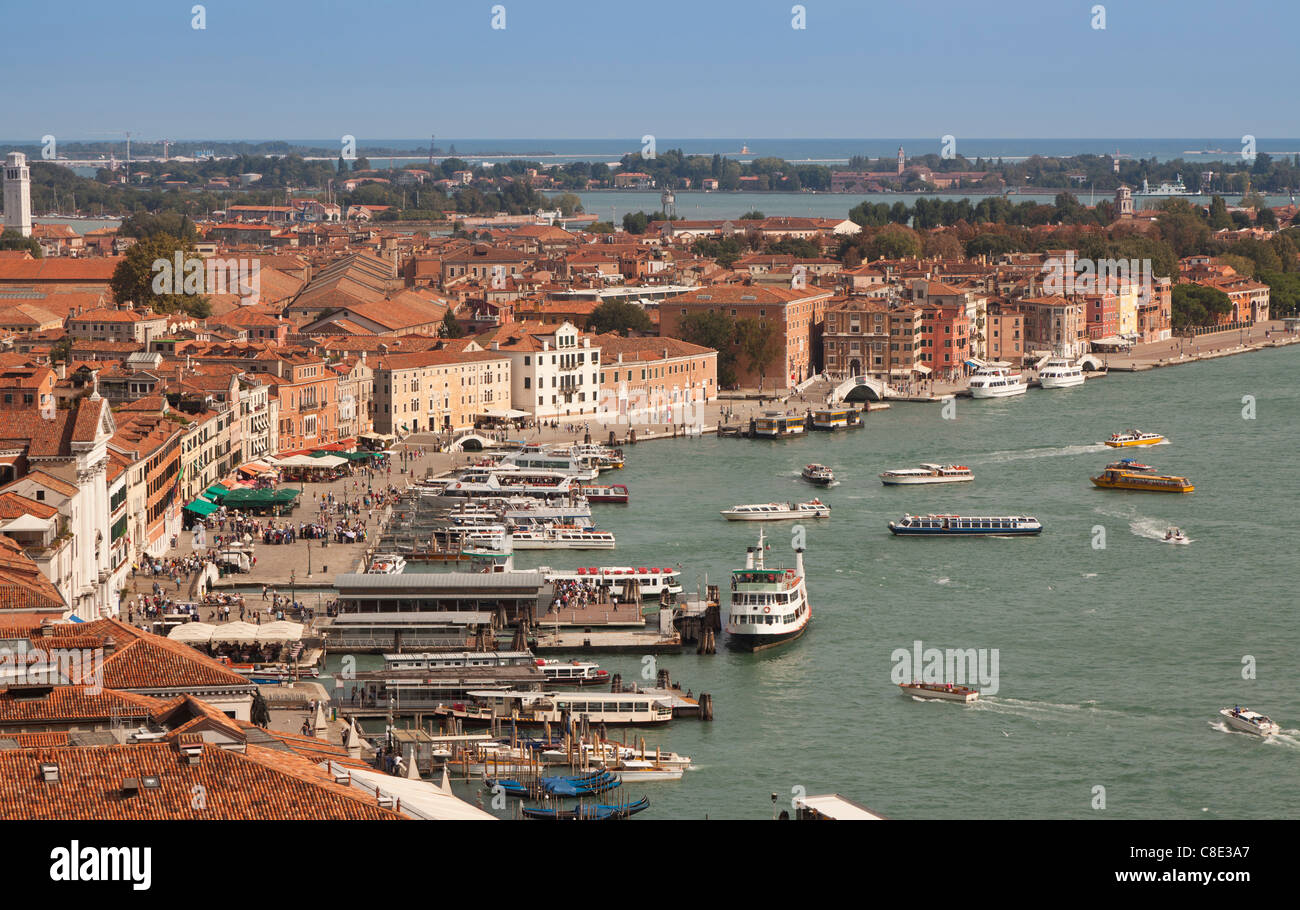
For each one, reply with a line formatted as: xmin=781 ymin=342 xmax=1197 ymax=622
xmin=832 ymin=375 xmax=895 ymax=403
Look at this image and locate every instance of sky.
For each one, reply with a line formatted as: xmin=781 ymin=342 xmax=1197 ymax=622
xmin=3 ymin=0 xmax=1297 ymax=141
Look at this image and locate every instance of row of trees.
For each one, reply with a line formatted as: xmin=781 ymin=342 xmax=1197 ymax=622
xmin=676 ymin=311 xmax=783 ymax=389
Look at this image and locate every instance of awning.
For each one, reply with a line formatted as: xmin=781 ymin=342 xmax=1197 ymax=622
xmin=205 ymin=484 xmax=230 ymax=498
xmin=237 ymin=462 xmax=273 ymax=476
xmin=221 ymin=488 xmax=300 ymax=507
xmin=258 ymin=620 xmax=305 ymax=642
xmin=480 ymin=408 xmax=529 ymax=419
xmin=209 ymin=621 xmax=262 ymax=644
xmin=168 ymin=622 xmax=216 ymax=644
xmin=184 ymin=498 xmax=219 ymax=516
xmin=914 ymin=365 xmax=932 ymax=375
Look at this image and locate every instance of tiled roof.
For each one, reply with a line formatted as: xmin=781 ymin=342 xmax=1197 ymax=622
xmin=0 ymin=685 xmax=163 ymax=726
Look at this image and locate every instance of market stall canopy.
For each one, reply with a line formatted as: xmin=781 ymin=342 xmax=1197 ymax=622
xmin=221 ymin=488 xmax=300 ymax=507
xmin=205 ymin=484 xmax=230 ymax=498
xmin=307 ymin=454 xmax=347 ymax=468
xmin=184 ymin=498 xmax=219 ymax=516
xmin=258 ymin=621 xmax=305 ymax=643
xmin=167 ymin=622 xmax=216 ymax=644
xmin=208 ymin=621 xmax=262 ymax=644
xmin=237 ymin=462 xmax=274 ymax=476
xmin=274 ymin=454 xmax=320 ymax=468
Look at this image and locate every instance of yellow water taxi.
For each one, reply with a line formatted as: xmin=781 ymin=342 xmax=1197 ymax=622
xmin=1104 ymin=429 xmax=1164 ymax=448
xmin=1091 ymin=462 xmax=1193 ymax=493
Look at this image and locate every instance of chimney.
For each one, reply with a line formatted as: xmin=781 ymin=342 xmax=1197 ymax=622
xmin=39 ymin=762 xmax=59 ymax=782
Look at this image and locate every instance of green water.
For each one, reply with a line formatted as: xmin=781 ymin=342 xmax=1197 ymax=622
xmin=333 ymin=347 xmax=1300 ymax=819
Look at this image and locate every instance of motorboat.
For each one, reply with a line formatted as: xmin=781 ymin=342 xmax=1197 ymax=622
xmin=366 ymin=554 xmax=407 ymax=574
xmin=899 ymin=681 xmax=980 ymax=703
xmin=1162 ymin=527 xmax=1190 ymax=545
xmin=1219 ymin=706 xmax=1280 ymax=736
xmin=720 ymin=500 xmax=830 ymax=521
xmin=801 ymin=464 xmax=835 ymax=486
xmin=879 ymin=463 xmax=973 ymax=485
xmin=1104 ymin=429 xmax=1164 ymax=448
xmin=889 ymin=514 xmax=1042 ymax=536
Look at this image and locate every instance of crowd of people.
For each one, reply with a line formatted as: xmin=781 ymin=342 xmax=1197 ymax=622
xmin=548 ymin=577 xmax=614 ymax=613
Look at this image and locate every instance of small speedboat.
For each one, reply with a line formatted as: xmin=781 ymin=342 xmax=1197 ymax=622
xmin=1162 ymin=527 xmax=1189 ymax=545
xmin=801 ymin=463 xmax=834 ymax=486
xmin=367 ymin=554 xmax=407 ymax=574
xmin=1219 ymin=706 xmax=1280 ymax=736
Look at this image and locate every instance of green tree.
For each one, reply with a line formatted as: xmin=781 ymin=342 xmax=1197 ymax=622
xmin=1208 ymin=195 xmax=1232 ymax=229
xmin=865 ymin=225 xmax=922 ymax=260
xmin=739 ymin=210 xmax=765 ymax=220
xmin=108 ymin=233 xmax=211 ymax=317
xmin=0 ymin=230 xmax=41 ymax=257
xmin=1171 ymin=283 xmax=1232 ymax=329
xmin=678 ymin=310 xmax=738 ymax=386
xmin=1259 ymin=271 xmax=1300 ymax=316
xmin=622 ymin=211 xmax=650 ymax=234
xmin=440 ymin=309 xmax=464 ymax=338
xmin=585 ymin=299 xmax=653 ymax=336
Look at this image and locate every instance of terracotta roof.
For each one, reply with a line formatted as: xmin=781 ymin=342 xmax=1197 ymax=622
xmin=0 ymin=686 xmax=163 ymax=726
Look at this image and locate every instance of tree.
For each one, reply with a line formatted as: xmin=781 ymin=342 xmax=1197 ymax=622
xmin=1259 ymin=271 xmax=1300 ymax=316
xmin=585 ymin=299 xmax=652 ymax=336
xmin=352 ymin=156 xmax=370 ymax=171
xmin=1171 ymin=283 xmax=1232 ymax=329
xmin=622 ymin=211 xmax=650 ymax=234
xmin=0 ymin=230 xmax=41 ymax=257
xmin=865 ymin=225 xmax=922 ymax=260
xmin=678 ymin=310 xmax=739 ymax=387
xmin=109 ymin=232 xmax=211 ymax=318
xmin=440 ymin=309 xmax=464 ymax=338
xmin=1208 ymin=195 xmax=1232 ymax=230
xmin=739 ymin=211 xmax=765 ymax=220
xmin=735 ymin=317 xmax=784 ymax=389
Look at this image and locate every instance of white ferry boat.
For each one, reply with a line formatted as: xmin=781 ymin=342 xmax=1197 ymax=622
xmin=367 ymin=554 xmax=407 ymax=574
xmin=444 ymin=467 xmax=578 ymax=499
xmin=899 ymin=681 xmax=980 ymax=703
xmin=725 ymin=529 xmax=811 ymax=652
xmin=542 ymin=565 xmax=683 ymax=600
xmin=569 ymin=443 xmax=625 ymax=470
xmin=458 ymin=525 xmax=511 ymax=551
xmin=1219 ymin=706 xmax=1280 ymax=736
xmin=537 ymin=659 xmax=609 ymax=687
xmin=801 ymin=463 xmax=835 ymax=486
xmin=435 ymin=690 xmax=674 ymax=726
xmin=1038 ymin=357 xmax=1086 ymax=389
xmin=498 ymin=446 xmax=600 ymax=480
xmin=446 ymin=498 xmax=594 ymax=528
xmin=879 ymin=463 xmax=973 ymax=485
xmin=968 ymin=363 xmax=1027 ymax=398
xmin=508 ymin=526 xmax=617 ymax=550
xmin=1104 ymin=429 xmax=1164 ymax=448
xmin=720 ymin=500 xmax=830 ymax=521
xmin=1136 ymin=175 xmax=1198 ymax=197
xmin=382 ymin=651 xmax=536 ymax=672
xmin=888 ymin=514 xmax=1043 ymax=536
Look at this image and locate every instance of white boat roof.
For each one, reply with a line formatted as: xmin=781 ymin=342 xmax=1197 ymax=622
xmin=794 ymin=794 xmax=887 ymax=820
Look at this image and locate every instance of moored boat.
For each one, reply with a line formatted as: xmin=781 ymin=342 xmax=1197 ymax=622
xmin=1219 ymin=706 xmax=1280 ymax=736
xmin=753 ymin=412 xmax=805 ymax=437
xmin=968 ymin=363 xmax=1027 ymax=398
xmin=888 ymin=514 xmax=1042 ymax=536
xmin=521 ymin=795 xmax=650 ymax=820
xmin=366 ymin=554 xmax=407 ymax=574
xmin=542 ymin=565 xmax=682 ymax=600
xmin=899 ymin=681 xmax=980 ymax=703
xmin=508 ymin=526 xmax=617 ymax=549
xmin=720 ymin=500 xmax=830 ymax=521
xmin=1038 ymin=357 xmax=1086 ymax=388
xmin=576 ymin=483 xmax=629 ymax=504
xmin=879 ymin=463 xmax=973 ymax=485
xmin=537 ymin=659 xmax=610 ymax=687
xmin=1104 ymin=429 xmax=1164 ymax=448
xmin=810 ymin=407 xmax=862 ymax=430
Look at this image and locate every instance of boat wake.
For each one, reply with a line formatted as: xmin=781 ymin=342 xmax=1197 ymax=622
xmin=934 ymin=576 xmax=951 ymax=586
xmin=972 ymin=697 xmax=1119 ymax=721
xmin=974 ymin=443 xmax=1108 ymax=464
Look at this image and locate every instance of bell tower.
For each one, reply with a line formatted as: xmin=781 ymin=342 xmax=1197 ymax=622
xmin=897 ymin=146 xmax=905 ymax=176
xmin=3 ymin=152 xmax=32 ymax=237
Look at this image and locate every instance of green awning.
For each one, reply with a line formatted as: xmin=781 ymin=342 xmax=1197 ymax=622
xmin=184 ymin=498 xmax=218 ymax=516
xmin=221 ymin=488 xmax=302 ymax=507
xmin=205 ymin=483 xmax=230 ymax=498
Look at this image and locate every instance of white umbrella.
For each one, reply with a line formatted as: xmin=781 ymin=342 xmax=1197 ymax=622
xmin=209 ymin=621 xmax=262 ymax=644
xmin=258 ymin=621 xmax=305 ymax=643
xmin=167 ymin=622 xmax=216 ymax=644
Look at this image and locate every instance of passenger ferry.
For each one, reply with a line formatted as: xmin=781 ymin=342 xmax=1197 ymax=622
xmin=725 ymin=529 xmax=811 ymax=652
xmin=720 ymin=500 xmax=830 ymax=521
xmin=1219 ymin=706 xmax=1280 ymax=737
xmin=444 ymin=467 xmax=578 ymax=499
xmin=1091 ymin=464 xmax=1193 ymax=493
xmin=508 ymin=526 xmax=617 ymax=549
xmin=537 ymin=659 xmax=610 ymax=687
xmin=576 ymin=483 xmax=629 ymax=504
xmin=383 ymin=651 xmax=536 ymax=672
xmin=753 ymin=412 xmax=805 ymax=437
xmin=810 ymin=407 xmax=863 ymax=430
xmin=434 ymin=690 xmax=674 ymax=726
xmin=968 ymin=363 xmax=1027 ymax=398
xmin=879 ymin=463 xmax=973 ymax=485
xmin=367 ymin=554 xmax=407 ymax=574
xmin=446 ymin=498 xmax=594 ymax=528
xmin=1104 ymin=429 xmax=1164 ymax=447
xmin=570 ymin=443 xmax=625 ymax=471
xmin=542 ymin=565 xmax=683 ymax=600
xmin=498 ymin=447 xmax=599 ymax=480
xmin=888 ymin=514 xmax=1043 ymax=536
xmin=801 ymin=463 xmax=835 ymax=486
xmin=1038 ymin=357 xmax=1086 ymax=389
xmin=899 ymin=681 xmax=980 ymax=703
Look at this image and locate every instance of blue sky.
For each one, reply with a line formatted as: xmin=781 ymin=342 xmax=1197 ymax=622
xmin=3 ymin=0 xmax=1296 ymax=140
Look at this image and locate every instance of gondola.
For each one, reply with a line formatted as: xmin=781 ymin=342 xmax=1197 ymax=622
xmin=521 ymin=796 xmax=650 ymax=820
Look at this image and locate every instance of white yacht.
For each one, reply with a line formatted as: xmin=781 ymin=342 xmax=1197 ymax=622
xmin=1219 ymin=706 xmax=1280 ymax=736
xmin=443 ymin=467 xmax=578 ymax=499
xmin=720 ymin=500 xmax=830 ymax=521
xmin=968 ymin=363 xmax=1027 ymax=398
xmin=879 ymin=464 xmax=973 ymax=485
xmin=498 ymin=446 xmax=600 ymax=480
xmin=536 ymin=659 xmax=609 ymax=687
xmin=725 ymin=529 xmax=811 ymax=652
xmin=1038 ymin=357 xmax=1086 ymax=389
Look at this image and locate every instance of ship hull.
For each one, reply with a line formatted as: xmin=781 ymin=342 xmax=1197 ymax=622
xmin=969 ymin=384 xmax=1027 ymax=398
xmin=1039 ymin=374 xmax=1085 ymax=388
xmin=726 ymin=621 xmax=809 ymax=652
xmin=1091 ymin=478 xmax=1193 ymax=493
xmin=880 ymin=475 xmax=973 ymax=485
xmin=889 ymin=526 xmax=1041 ymax=536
